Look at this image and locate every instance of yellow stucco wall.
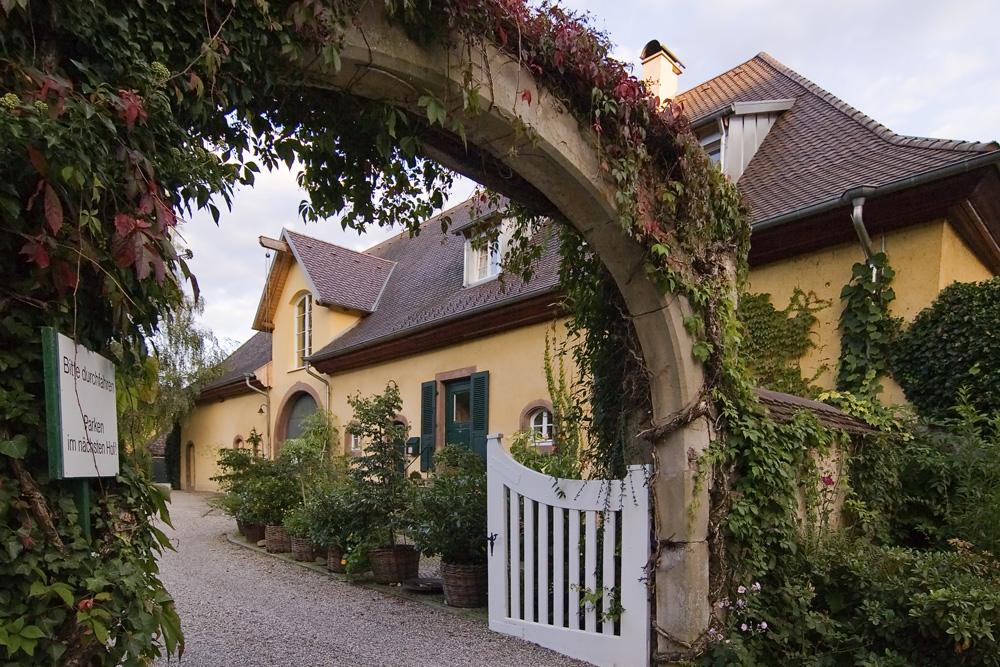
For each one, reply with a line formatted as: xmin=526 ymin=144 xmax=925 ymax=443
xmin=180 ymin=391 xmax=268 ymax=491
xmin=186 ymin=244 xmax=570 ymax=490
xmin=748 ymin=219 xmax=992 ymax=401
xmin=323 ymin=320 xmax=566 ymax=455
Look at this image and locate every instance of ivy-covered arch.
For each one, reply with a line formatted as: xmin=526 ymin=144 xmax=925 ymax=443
xmin=302 ymin=3 xmax=714 ymax=649
xmin=1 ymin=1 xmax=750 ymax=663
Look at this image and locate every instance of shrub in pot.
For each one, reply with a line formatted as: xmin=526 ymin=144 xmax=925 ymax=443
xmin=284 ymin=505 xmax=315 ymax=562
xmin=346 ymin=383 xmax=418 ymax=583
xmin=241 ymin=457 xmax=299 ymax=553
xmin=304 ymin=482 xmax=362 ymax=573
xmin=412 ymin=445 xmax=488 ymax=607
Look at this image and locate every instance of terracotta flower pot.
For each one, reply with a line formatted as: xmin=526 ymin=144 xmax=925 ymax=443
xmin=440 ymin=562 xmax=488 ymax=608
xmin=368 ymin=545 xmax=420 ymax=584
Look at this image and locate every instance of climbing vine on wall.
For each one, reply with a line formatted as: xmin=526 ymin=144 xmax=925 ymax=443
xmin=737 ymin=289 xmax=829 ymax=397
xmin=837 ymin=253 xmax=901 ymax=396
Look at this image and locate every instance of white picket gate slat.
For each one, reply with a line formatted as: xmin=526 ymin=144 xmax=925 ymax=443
xmin=487 ymin=436 xmax=651 ymax=667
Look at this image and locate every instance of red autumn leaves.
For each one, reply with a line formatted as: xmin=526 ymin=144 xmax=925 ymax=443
xmin=17 ymin=73 xmax=174 ymax=287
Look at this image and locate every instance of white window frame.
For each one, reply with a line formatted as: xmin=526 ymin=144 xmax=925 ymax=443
xmin=295 ymin=293 xmax=312 ymax=368
xmin=529 ymin=408 xmax=554 ymax=445
xmin=464 ymin=218 xmax=513 ymax=287
xmin=350 ymin=433 xmax=362 ymax=452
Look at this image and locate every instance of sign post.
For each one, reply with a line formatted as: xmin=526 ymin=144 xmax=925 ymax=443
xmin=42 ymin=328 xmax=120 ymax=539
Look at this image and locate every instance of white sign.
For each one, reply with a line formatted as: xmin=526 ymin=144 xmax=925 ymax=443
xmin=44 ymin=329 xmax=120 ymax=479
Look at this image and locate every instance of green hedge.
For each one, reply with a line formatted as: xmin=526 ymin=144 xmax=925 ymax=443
xmin=893 ymin=278 xmax=1000 ymax=419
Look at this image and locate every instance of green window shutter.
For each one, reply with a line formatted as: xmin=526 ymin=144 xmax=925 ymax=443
xmin=420 ymin=380 xmax=437 ymax=472
xmin=470 ymin=371 xmax=489 ymax=462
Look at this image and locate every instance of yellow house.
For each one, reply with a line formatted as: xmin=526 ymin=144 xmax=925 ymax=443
xmin=182 ymin=202 xmax=564 ymax=490
xmin=181 ymin=49 xmax=1000 ymax=491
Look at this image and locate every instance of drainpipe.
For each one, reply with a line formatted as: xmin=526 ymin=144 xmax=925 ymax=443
xmin=304 ymin=360 xmax=332 ymax=458
xmin=843 ymin=186 xmax=881 ymax=281
xmin=244 ymin=375 xmax=271 ymax=459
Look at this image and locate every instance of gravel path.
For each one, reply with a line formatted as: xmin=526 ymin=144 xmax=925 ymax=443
xmin=155 ymin=491 xmax=589 ymax=667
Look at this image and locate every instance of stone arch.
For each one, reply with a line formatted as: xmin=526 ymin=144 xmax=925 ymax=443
xmin=298 ymin=4 xmax=712 ymax=650
xmin=273 ymin=382 xmax=323 ymax=453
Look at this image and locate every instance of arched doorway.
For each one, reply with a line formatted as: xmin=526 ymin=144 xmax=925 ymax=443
xmin=273 ymin=383 xmax=323 ymax=455
xmin=285 ymin=392 xmax=317 ymax=441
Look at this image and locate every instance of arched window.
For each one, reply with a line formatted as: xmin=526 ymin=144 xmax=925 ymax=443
xmin=285 ymin=392 xmax=318 ymax=441
xmin=529 ymin=408 xmax=554 ymax=443
xmin=296 ymin=293 xmax=312 ymax=367
xmin=233 ymin=435 xmax=244 ymax=449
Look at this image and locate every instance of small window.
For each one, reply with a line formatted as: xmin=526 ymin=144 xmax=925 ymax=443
xmin=296 ymin=294 xmax=312 ymax=367
xmin=463 ymin=218 xmax=513 ymax=286
xmin=350 ymin=433 xmax=362 ymax=452
xmin=530 ymin=409 xmax=554 ymax=443
xmin=233 ymin=435 xmax=244 ymax=450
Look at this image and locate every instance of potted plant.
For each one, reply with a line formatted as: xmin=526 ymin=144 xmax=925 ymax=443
xmin=412 ymin=445 xmax=488 ymax=607
xmin=242 ymin=457 xmax=299 ymax=553
xmin=346 ymin=383 xmax=419 ymax=584
xmin=305 ymin=482 xmax=363 ymax=574
xmin=211 ymin=443 xmax=266 ymax=542
xmin=284 ymin=505 xmax=315 ymax=562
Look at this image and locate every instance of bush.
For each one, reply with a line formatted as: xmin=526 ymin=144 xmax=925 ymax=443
xmin=411 ymin=445 xmax=487 ymax=565
xmin=893 ymin=277 xmax=1000 ymax=419
xmin=890 ymin=396 xmax=1000 ymax=554
xmin=702 ymin=538 xmax=1000 ymax=666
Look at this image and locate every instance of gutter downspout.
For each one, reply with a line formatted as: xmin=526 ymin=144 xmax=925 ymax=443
xmin=244 ymin=375 xmax=271 ymax=459
xmin=304 ymin=361 xmax=332 ymax=459
xmin=845 ymin=186 xmax=878 ymax=263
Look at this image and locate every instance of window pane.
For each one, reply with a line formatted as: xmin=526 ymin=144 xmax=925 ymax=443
xmin=453 ymin=391 xmax=471 ymax=424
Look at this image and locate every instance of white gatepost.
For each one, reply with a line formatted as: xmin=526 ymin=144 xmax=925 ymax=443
xmin=487 ymin=435 xmax=651 ymax=667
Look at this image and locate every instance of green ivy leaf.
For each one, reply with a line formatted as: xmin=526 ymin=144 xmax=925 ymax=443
xmin=0 ymin=434 xmax=28 ymax=459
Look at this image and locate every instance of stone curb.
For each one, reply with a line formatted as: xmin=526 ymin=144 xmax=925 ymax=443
xmin=224 ymin=531 xmax=488 ymax=622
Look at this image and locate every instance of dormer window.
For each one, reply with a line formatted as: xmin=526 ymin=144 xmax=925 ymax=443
xmin=295 ymin=293 xmax=312 ymax=367
xmin=464 ymin=218 xmax=513 ymax=287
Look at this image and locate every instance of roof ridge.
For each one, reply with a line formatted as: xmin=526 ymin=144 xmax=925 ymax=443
xmin=361 ymin=196 xmax=486 ymax=256
xmin=284 ymin=228 xmax=396 ymax=270
xmin=755 ymin=52 xmax=997 ymax=154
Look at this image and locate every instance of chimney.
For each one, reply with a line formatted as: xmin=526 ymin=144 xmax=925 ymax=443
xmin=641 ymin=40 xmax=685 ymax=105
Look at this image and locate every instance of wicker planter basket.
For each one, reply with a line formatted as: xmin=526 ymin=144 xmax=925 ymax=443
xmin=236 ymin=520 xmax=246 ymax=536
xmin=441 ymin=562 xmax=488 ymax=608
xmin=327 ymin=547 xmax=346 ymax=573
xmin=290 ymin=536 xmax=314 ymax=562
xmin=265 ymin=525 xmax=290 ymax=553
xmin=243 ymin=524 xmax=265 ymax=544
xmin=368 ymin=545 xmax=420 ymax=584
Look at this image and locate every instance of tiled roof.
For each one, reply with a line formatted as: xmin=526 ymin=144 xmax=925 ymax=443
xmin=201 ymin=332 xmax=272 ymax=392
xmin=311 ymin=198 xmax=561 ymax=361
xmin=755 ymin=388 xmax=873 ymax=435
xmin=284 ymin=230 xmax=395 ymax=313
xmin=676 ymin=53 xmax=998 ymax=224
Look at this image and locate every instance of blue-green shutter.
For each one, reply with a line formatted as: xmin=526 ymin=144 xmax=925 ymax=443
xmin=470 ymin=371 xmax=489 ymax=462
xmin=420 ymin=381 xmax=436 ymax=472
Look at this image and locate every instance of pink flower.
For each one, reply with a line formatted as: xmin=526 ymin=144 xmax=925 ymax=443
xmin=751 ymin=582 xmax=761 ymax=592
xmin=737 ymin=585 xmax=746 ymax=594
xmin=761 ymin=622 xmax=768 ymax=630
xmin=741 ymin=623 xmax=748 ymax=632
xmin=822 ymin=475 xmax=835 ymax=486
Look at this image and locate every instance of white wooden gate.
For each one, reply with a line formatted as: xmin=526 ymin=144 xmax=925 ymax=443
xmin=487 ymin=436 xmax=651 ymax=667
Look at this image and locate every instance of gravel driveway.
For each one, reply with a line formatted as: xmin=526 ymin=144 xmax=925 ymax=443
xmin=154 ymin=491 xmax=589 ymax=666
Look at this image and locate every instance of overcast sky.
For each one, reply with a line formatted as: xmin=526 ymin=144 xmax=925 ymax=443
xmin=179 ymin=0 xmax=1000 ymax=348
